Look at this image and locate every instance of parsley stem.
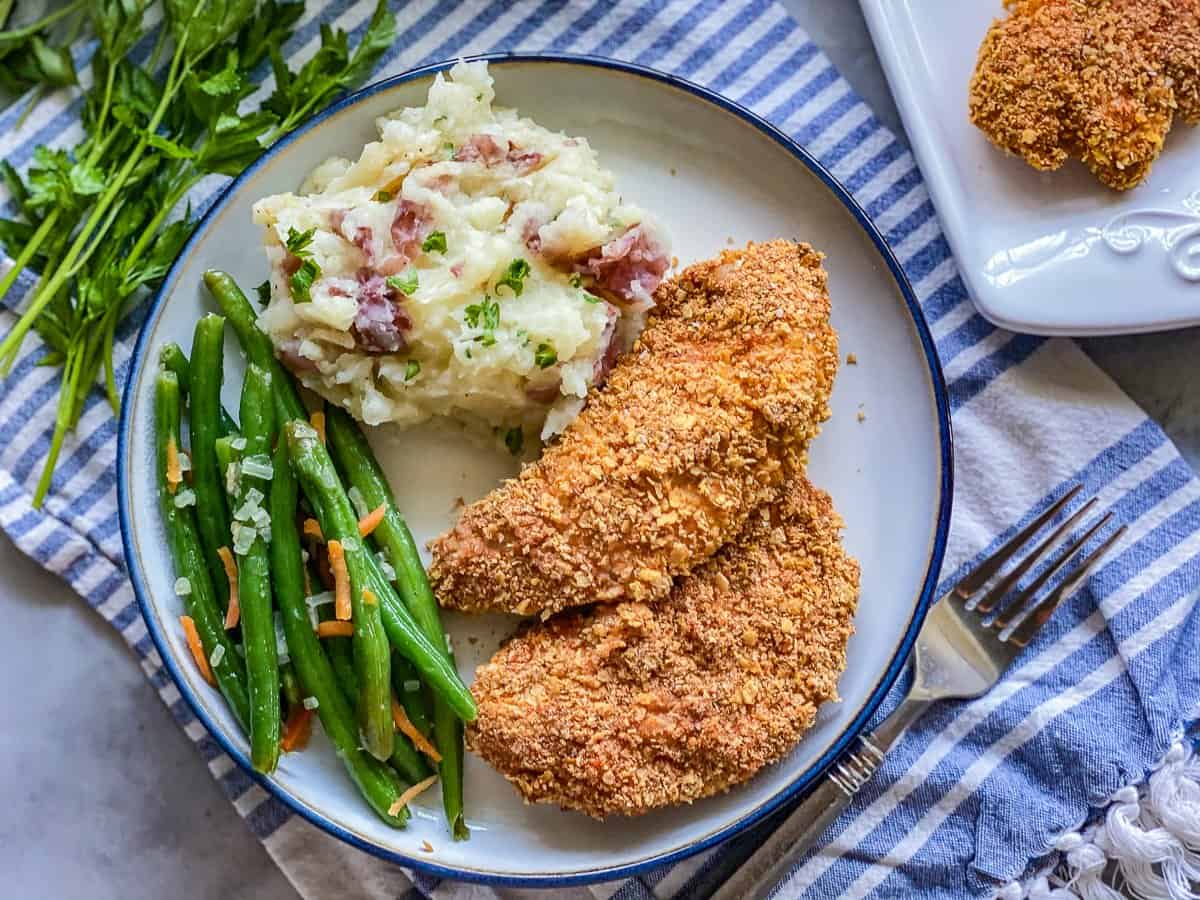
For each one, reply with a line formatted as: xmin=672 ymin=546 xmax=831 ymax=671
xmin=0 ymin=211 xmax=58 ymax=301
xmin=0 ymin=0 xmax=86 ymax=42
xmin=0 ymin=33 xmax=190 ymax=373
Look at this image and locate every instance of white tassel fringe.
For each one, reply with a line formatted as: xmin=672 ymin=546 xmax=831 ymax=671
xmin=1000 ymin=739 xmax=1200 ymax=900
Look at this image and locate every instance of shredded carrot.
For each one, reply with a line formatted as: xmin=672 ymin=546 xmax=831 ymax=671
xmin=310 ymin=410 xmax=326 ymax=444
xmin=391 ymin=695 xmax=442 ymax=762
xmin=317 ymin=620 xmax=355 ymax=638
xmin=165 ymin=437 xmax=182 ymax=494
xmin=217 ymin=546 xmax=239 ymax=629
xmin=358 ymin=503 xmax=386 ymax=537
xmin=362 ymin=587 xmax=378 ymax=606
xmin=328 ymin=540 xmax=351 ymax=620
xmin=180 ymin=616 xmax=215 ymax=685
xmin=280 ymin=707 xmax=314 ymax=753
xmin=302 ymin=518 xmax=324 ymax=541
xmin=388 ymin=774 xmax=439 ymax=817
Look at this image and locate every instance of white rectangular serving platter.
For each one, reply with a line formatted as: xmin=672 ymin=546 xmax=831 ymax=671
xmin=860 ymin=0 xmax=1200 ymax=336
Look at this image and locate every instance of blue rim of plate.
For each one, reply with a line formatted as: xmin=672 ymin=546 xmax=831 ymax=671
xmin=119 ymin=51 xmax=953 ymax=888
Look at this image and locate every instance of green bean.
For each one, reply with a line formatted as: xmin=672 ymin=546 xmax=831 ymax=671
xmin=286 ymin=420 xmax=476 ymax=721
xmin=188 ymin=316 xmax=234 ymax=603
xmin=286 ymin=421 xmax=393 ymax=761
xmin=202 ymin=270 xmax=306 ymax=424
xmin=268 ymin=440 xmax=409 ymax=826
xmin=327 ymin=407 xmax=469 ymax=837
xmin=159 ymin=342 xmax=238 ymax=435
xmin=155 ymin=368 xmax=250 ymax=731
xmin=236 ymin=365 xmax=280 ymax=773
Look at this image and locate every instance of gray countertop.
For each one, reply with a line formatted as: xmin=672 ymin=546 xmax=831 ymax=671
xmin=1 ymin=3 xmax=1197 ymax=898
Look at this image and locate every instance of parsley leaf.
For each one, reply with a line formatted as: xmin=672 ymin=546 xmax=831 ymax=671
xmin=422 ymin=230 xmax=447 ymax=254
xmin=464 ymin=296 xmax=500 ymax=345
xmin=285 ymin=227 xmax=320 ymax=303
xmin=386 ymin=269 xmax=419 ymax=296
xmin=583 ymin=291 xmax=601 ymax=304
xmin=255 ymin=280 xmax=271 ymax=306
xmin=535 ymin=342 xmax=557 ymax=369
xmin=504 ymin=426 xmax=524 ymax=456
xmin=372 ymin=189 xmax=391 ymax=202
xmin=264 ymin=0 xmax=395 ymax=140
xmin=404 ymin=359 xmax=420 ymax=381
xmin=569 ymin=273 xmax=583 ymax=288
xmin=290 ymin=259 xmax=320 ymax=304
xmin=496 ymin=258 xmax=531 ymax=297
xmin=285 ymin=226 xmax=315 ymax=255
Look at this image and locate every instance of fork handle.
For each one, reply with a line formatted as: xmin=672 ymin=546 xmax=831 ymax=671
xmin=712 ymin=698 xmax=931 ymax=900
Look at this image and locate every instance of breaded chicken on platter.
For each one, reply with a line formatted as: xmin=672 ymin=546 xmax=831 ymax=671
xmin=430 ymin=240 xmax=839 ymax=618
xmin=467 ymin=476 xmax=859 ymax=818
xmin=969 ymin=0 xmax=1200 ymax=190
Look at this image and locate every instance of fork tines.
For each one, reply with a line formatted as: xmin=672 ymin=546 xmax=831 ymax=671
xmin=953 ymin=484 xmax=1126 ymax=648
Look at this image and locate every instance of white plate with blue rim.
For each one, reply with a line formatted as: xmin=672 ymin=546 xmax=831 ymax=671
xmin=118 ymin=53 xmax=952 ymax=886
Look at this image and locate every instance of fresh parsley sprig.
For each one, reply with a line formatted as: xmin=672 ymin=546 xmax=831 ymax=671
xmin=0 ymin=0 xmax=399 ymax=507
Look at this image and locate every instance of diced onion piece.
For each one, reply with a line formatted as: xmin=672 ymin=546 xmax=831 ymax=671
xmin=242 ymin=454 xmax=274 ymax=480
xmin=173 ymin=487 xmax=197 ymax=508
xmin=403 ymin=679 xmax=420 ymax=693
xmin=302 ymin=696 xmax=319 ymax=710
xmin=209 ymin=643 xmax=226 ymax=668
xmin=348 ymin=486 xmax=368 ymax=518
xmin=376 ymin=553 xmax=396 ymax=582
xmin=229 ymin=436 xmax=247 ymax=451
xmin=225 ymin=461 xmax=242 ymax=497
xmin=174 ymin=576 xmax=192 ymax=597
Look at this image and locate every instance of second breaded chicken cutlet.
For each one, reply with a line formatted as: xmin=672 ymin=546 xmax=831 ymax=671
xmin=429 ymin=240 xmax=839 ymax=617
xmin=467 ymin=476 xmax=860 ymax=818
xmin=969 ymin=0 xmax=1200 ymax=190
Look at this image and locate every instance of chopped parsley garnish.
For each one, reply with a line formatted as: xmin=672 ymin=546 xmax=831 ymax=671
xmin=386 ymin=269 xmax=418 ymax=295
xmin=290 ymin=260 xmax=320 ymax=304
xmin=285 ymin=226 xmax=315 ymax=255
xmin=255 ymin=280 xmax=271 ymax=306
xmin=285 ymin=227 xmax=320 ymax=303
xmin=569 ymin=273 xmax=583 ymax=288
xmin=372 ymin=190 xmax=392 ymax=202
xmin=433 ymin=115 xmax=447 ymax=125
xmin=464 ymin=296 xmax=500 ymax=334
xmin=496 ymin=258 xmax=531 ymax=297
xmin=583 ymin=291 xmax=601 ymax=304
xmin=443 ymin=141 xmax=456 ymax=157
xmin=535 ymin=341 xmax=557 ymax=369
xmin=422 ymin=231 xmax=447 ymax=254
xmin=504 ymin=427 xmax=524 ymax=455
xmin=404 ymin=359 xmax=420 ymax=381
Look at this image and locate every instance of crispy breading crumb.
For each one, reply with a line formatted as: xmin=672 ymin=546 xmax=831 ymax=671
xmin=420 ymin=840 xmax=434 ymax=853
xmin=846 ymin=353 xmax=857 ymax=365
xmin=430 ymin=241 xmax=839 ymax=617
xmin=969 ymin=0 xmax=1200 ymax=190
xmin=857 ymin=410 xmax=866 ymax=423
xmin=468 ymin=478 xmax=860 ymax=818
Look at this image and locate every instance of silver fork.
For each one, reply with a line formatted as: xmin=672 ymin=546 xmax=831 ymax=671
xmin=715 ymin=484 xmax=1127 ymax=900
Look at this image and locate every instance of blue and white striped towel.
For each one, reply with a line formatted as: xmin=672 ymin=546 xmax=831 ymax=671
xmin=2 ymin=2 xmax=1199 ymax=899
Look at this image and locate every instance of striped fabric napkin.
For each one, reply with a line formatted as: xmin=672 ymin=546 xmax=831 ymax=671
xmin=3 ymin=2 xmax=1200 ymax=899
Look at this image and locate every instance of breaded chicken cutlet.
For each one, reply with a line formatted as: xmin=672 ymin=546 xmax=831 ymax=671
xmin=467 ymin=476 xmax=859 ymax=818
xmin=969 ymin=0 xmax=1200 ymax=190
xmin=430 ymin=240 xmax=839 ymax=617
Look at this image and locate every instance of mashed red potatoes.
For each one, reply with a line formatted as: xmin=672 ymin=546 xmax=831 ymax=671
xmin=252 ymin=60 xmax=669 ymax=442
